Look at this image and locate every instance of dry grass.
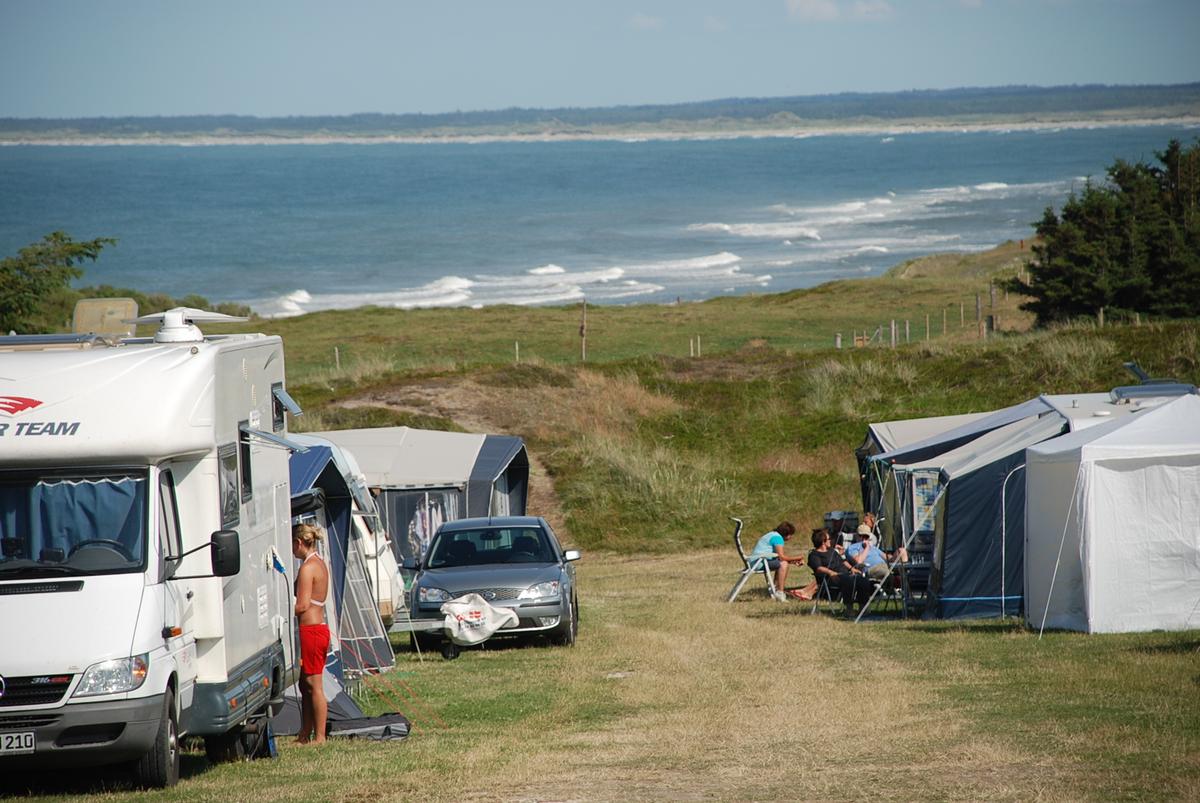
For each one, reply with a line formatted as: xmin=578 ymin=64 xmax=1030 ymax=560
xmin=12 ymin=551 xmax=1197 ymax=801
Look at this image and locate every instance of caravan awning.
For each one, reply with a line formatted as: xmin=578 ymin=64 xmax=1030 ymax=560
xmin=873 ymin=397 xmax=1055 ymax=467
xmin=315 ymin=427 xmax=486 ymax=488
xmin=905 ymin=413 xmax=1068 ymax=480
xmin=862 ymin=412 xmax=990 ymax=455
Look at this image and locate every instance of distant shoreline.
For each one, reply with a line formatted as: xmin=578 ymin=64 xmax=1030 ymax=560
xmin=3 ymin=115 xmax=1198 ymax=147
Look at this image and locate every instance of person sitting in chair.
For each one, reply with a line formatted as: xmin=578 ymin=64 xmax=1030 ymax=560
xmin=846 ymin=513 xmax=907 ymax=582
xmin=807 ymin=528 xmax=872 ymax=609
xmin=748 ymin=521 xmax=811 ymax=601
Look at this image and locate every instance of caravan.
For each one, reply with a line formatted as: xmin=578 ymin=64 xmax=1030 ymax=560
xmin=0 ymin=309 xmax=303 ymax=787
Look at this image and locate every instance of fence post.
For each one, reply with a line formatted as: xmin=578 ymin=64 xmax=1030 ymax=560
xmin=905 ymin=319 xmax=910 ymax=343
xmin=960 ymin=302 xmax=965 ymax=328
xmin=580 ymin=299 xmax=587 ymax=361
xmin=890 ymin=320 xmax=896 ymax=348
xmin=334 ymin=346 xmax=341 ymax=371
xmin=515 ymin=341 xmax=520 ymax=364
xmin=926 ymin=314 xmax=930 ymax=342
xmin=835 ymin=332 xmax=842 ymax=349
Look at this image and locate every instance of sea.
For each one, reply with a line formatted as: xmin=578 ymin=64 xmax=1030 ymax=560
xmin=1 ymin=124 xmax=1196 ymax=317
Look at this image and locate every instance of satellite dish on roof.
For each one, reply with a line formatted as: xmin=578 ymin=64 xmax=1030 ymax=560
xmin=126 ymin=307 xmax=249 ymax=343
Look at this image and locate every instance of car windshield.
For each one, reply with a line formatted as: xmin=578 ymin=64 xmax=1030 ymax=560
xmin=426 ymin=526 xmax=553 ymax=569
xmin=0 ymin=470 xmax=148 ymax=578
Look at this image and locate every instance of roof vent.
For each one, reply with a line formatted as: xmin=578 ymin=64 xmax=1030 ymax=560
xmin=126 ymin=307 xmax=248 ymax=343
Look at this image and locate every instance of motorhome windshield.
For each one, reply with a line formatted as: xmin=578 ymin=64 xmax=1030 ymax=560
xmin=0 ymin=470 xmax=148 ymax=578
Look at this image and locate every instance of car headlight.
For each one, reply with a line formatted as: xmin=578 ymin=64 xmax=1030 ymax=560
xmin=518 ymin=580 xmax=560 ymax=601
xmin=73 ymin=653 xmax=149 ymax=697
xmin=418 ymin=587 xmax=452 ymax=603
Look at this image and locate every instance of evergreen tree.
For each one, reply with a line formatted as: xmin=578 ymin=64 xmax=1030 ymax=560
xmin=1008 ymin=139 xmax=1200 ymax=326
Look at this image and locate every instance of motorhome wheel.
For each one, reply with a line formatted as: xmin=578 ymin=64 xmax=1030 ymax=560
xmin=134 ymin=689 xmax=179 ymax=788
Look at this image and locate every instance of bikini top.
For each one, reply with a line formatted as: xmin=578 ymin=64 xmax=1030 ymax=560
xmin=300 ymin=551 xmax=327 ymax=607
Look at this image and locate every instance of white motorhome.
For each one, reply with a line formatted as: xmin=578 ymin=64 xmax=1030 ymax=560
xmin=0 ymin=309 xmax=303 ymax=787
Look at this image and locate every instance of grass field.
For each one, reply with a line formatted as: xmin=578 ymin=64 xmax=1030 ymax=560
xmin=7 ymin=243 xmax=1199 ymax=800
xmin=7 ymin=554 xmax=1198 ymax=801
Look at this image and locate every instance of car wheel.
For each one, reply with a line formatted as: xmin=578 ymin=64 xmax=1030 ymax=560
xmin=134 ymin=689 xmax=179 ymax=788
xmin=551 ymin=598 xmax=578 ymax=647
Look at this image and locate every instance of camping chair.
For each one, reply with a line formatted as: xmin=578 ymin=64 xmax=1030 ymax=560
xmin=809 ymin=575 xmax=841 ymax=615
xmin=853 ymin=566 xmax=905 ymax=622
xmin=725 ymin=517 xmax=780 ymax=602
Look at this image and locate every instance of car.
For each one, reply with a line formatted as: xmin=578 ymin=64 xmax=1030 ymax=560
xmin=405 ymin=516 xmax=581 ymax=650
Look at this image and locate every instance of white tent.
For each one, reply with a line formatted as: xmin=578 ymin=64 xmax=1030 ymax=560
xmin=1024 ymin=394 xmax=1200 ymax=634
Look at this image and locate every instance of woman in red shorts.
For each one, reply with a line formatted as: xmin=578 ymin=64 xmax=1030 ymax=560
xmin=293 ymin=523 xmax=331 ymax=744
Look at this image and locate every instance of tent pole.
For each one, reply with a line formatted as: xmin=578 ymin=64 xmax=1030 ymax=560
xmin=1000 ymin=463 xmax=1026 ymax=620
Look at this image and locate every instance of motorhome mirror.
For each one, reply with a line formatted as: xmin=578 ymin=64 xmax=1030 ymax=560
xmin=401 ymin=558 xmax=420 ymax=572
xmin=210 ymin=530 xmax=241 ymax=577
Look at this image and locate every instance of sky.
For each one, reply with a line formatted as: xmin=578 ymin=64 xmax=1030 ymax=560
xmin=1 ymin=0 xmax=1198 ymax=119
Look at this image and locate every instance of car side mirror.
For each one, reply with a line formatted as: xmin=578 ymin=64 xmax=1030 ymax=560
xmin=210 ymin=530 xmax=241 ymax=577
xmin=401 ymin=559 xmax=420 ymax=572
xmin=563 ymin=549 xmax=582 ymax=562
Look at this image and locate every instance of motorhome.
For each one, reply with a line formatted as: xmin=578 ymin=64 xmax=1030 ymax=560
xmin=0 ymin=309 xmax=303 ymax=787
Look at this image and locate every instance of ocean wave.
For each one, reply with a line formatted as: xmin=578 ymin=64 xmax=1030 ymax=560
xmin=248 ymin=252 xmax=758 ymax=316
xmin=687 ymin=222 xmax=822 ymax=240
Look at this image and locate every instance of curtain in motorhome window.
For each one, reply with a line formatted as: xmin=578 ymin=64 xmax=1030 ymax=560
xmin=0 ymin=475 xmax=146 ymax=565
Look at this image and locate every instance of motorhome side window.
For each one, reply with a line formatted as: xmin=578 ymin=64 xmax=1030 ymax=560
xmin=218 ymin=443 xmax=240 ymax=527
xmin=158 ymin=469 xmax=183 ymax=564
xmin=271 ymin=381 xmax=285 ymax=432
xmin=238 ymin=421 xmax=253 ymax=504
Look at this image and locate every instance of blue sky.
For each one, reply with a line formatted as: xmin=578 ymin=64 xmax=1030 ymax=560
xmin=1 ymin=0 xmax=1197 ymax=118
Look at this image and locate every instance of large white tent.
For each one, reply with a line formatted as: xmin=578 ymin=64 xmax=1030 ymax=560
xmin=1024 ymin=394 xmax=1200 ymax=634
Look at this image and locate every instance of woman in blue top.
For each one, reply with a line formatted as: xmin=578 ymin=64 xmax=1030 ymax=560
xmin=749 ymin=521 xmax=812 ymax=600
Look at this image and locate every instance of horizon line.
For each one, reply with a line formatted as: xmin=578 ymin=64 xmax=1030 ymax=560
xmin=4 ymin=81 xmax=1199 ymax=123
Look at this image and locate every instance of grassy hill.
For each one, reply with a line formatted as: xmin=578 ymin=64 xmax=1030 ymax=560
xmin=220 ymin=239 xmax=1198 ymax=552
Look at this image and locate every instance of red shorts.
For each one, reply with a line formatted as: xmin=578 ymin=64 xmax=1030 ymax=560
xmin=299 ymin=623 xmax=330 ymax=675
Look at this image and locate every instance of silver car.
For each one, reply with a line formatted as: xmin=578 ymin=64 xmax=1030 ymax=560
xmin=406 ymin=516 xmax=581 ymax=650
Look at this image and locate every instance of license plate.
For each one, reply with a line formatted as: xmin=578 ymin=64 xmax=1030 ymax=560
xmin=0 ymin=731 xmax=35 ymax=755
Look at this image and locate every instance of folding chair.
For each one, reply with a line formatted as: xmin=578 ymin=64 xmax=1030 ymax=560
xmin=853 ymin=567 xmax=905 ymax=622
xmin=809 ymin=576 xmax=841 ymax=615
xmin=725 ymin=517 xmax=780 ymax=602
